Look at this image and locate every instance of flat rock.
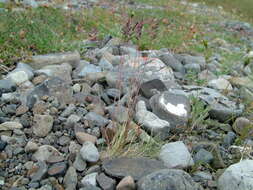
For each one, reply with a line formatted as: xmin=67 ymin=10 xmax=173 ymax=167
xmin=135 ymin=101 xmax=170 ymax=140
xmin=0 ymin=121 xmax=23 ymax=131
xmin=138 ymin=169 xmax=202 ymax=190
xmin=26 ymin=77 xmax=73 ymax=108
xmin=159 ymin=141 xmax=194 ymax=169
xmin=36 ymin=63 xmax=72 ymax=84
xmin=31 ymin=161 xmax=48 ymax=182
xmin=208 ymin=78 xmax=233 ymax=91
xmin=218 ymin=160 xmax=253 ymax=190
xmin=33 ymin=145 xmax=62 ymax=162
xmin=33 ymin=114 xmax=54 ymax=137
xmin=102 ymin=157 xmax=166 ymax=180
xmin=47 ymin=162 xmax=67 ymax=176
xmin=30 ymin=51 xmax=80 ymax=69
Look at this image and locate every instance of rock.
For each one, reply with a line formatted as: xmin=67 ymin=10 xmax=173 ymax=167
xmin=36 ymin=63 xmax=72 ymax=84
xmin=33 ymin=145 xmax=62 ymax=162
xmin=193 ymin=171 xmax=213 ymax=183
xmin=99 ymin=57 xmax=114 ymax=71
xmin=6 ymin=70 xmax=29 ymax=85
xmin=30 ymin=51 xmax=80 ymax=69
xmin=106 ymin=88 xmax=121 ymax=99
xmin=63 ymin=166 xmax=77 ymax=190
xmin=0 ymin=140 xmax=7 ymax=151
xmin=194 ymin=148 xmax=214 ymax=164
xmin=135 ymin=101 xmax=170 ymax=140
xmin=61 ymin=104 xmax=76 ymax=117
xmin=180 ymin=54 xmax=206 ymax=68
xmin=80 ymin=141 xmax=99 ymax=163
xmin=223 ymin=131 xmax=236 ymax=148
xmin=9 ymin=62 xmax=34 ymax=79
xmin=139 ymin=79 xmax=167 ymax=99
xmin=198 ymin=70 xmax=216 ymax=81
xmin=66 ymin=114 xmax=81 ymax=127
xmin=25 ymin=141 xmax=39 ymax=153
xmin=58 ymin=135 xmax=71 ymax=146
xmin=81 ymin=172 xmax=98 ymax=187
xmin=31 ymin=161 xmax=48 ymax=182
xmin=233 ymin=117 xmax=252 ymax=135
xmin=159 ymin=141 xmax=194 ymax=169
xmin=73 ymin=153 xmax=87 ymax=172
xmin=80 ymin=186 xmax=101 ymax=190
xmin=47 ymin=162 xmax=67 ymax=176
xmin=208 ymin=78 xmax=233 ymax=91
xmin=107 ymin=106 xmax=129 ymax=124
xmin=116 ymin=176 xmax=135 ymax=190
xmin=138 ymin=169 xmax=201 ymax=190
xmin=84 ymin=112 xmax=109 ymax=128
xmin=159 ymin=53 xmax=185 ymax=73
xmin=77 ymin=62 xmax=102 ymax=78
xmin=76 ymin=132 xmax=97 ymax=144
xmin=185 ymin=63 xmax=201 ymax=73
xmin=46 ymin=155 xmax=65 ymax=164
xmin=0 ymin=79 xmax=16 ymax=94
xmin=102 ymin=157 xmax=165 ymax=180
xmin=150 ymin=91 xmax=191 ymax=129
xmin=184 ymin=86 xmax=244 ymax=122
xmin=96 ymin=173 xmax=116 ymax=190
xmin=33 ymin=114 xmax=54 ymax=137
xmin=73 ymin=83 xmax=81 ymax=93
xmin=0 ymin=121 xmax=23 ymax=131
xmin=26 ymin=77 xmax=73 ymax=108
xmin=218 ymin=160 xmax=253 ymax=190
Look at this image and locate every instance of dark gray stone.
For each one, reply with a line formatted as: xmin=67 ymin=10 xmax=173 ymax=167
xmin=138 ymin=169 xmax=202 ymax=190
xmin=0 ymin=140 xmax=7 ymax=151
xmin=84 ymin=112 xmax=109 ymax=128
xmin=0 ymin=79 xmax=16 ymax=94
xmin=31 ymin=161 xmax=48 ymax=182
xmin=223 ymin=131 xmax=236 ymax=148
xmin=150 ymin=91 xmax=191 ymax=129
xmin=47 ymin=162 xmax=67 ymax=176
xmin=194 ymin=148 xmax=214 ymax=164
xmin=140 ymin=79 xmax=167 ymax=99
xmin=159 ymin=53 xmax=185 ymax=73
xmin=96 ymin=173 xmax=116 ymax=190
xmin=102 ymin=157 xmax=166 ymax=180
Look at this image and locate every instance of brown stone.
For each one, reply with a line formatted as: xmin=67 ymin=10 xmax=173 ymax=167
xmin=16 ymin=105 xmax=29 ymax=116
xmin=116 ymin=176 xmax=136 ymax=190
xmin=75 ymin=132 xmax=97 ymax=144
xmin=32 ymin=75 xmax=48 ymax=85
xmin=32 ymin=101 xmax=47 ymax=115
xmin=47 ymin=162 xmax=67 ymax=176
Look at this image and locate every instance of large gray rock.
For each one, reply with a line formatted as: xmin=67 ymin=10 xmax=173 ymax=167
xmin=183 ymin=86 xmax=244 ymax=122
xmin=7 ymin=62 xmax=34 ymax=80
xmin=33 ymin=145 xmax=62 ymax=162
xmin=102 ymin=157 xmax=165 ymax=180
xmin=30 ymin=51 xmax=80 ymax=69
xmin=135 ymin=101 xmax=170 ymax=140
xmin=159 ymin=53 xmax=185 ymax=73
xmin=77 ymin=62 xmax=102 ymax=78
xmin=6 ymin=70 xmax=29 ymax=85
xmin=150 ymin=91 xmax=191 ymax=129
xmin=138 ymin=169 xmax=202 ymax=190
xmin=26 ymin=77 xmax=73 ymax=108
xmin=218 ymin=160 xmax=253 ymax=190
xmin=159 ymin=141 xmax=194 ymax=169
xmin=35 ymin=63 xmax=72 ymax=84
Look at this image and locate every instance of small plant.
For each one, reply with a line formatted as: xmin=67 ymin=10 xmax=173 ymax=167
xmin=121 ymin=13 xmax=144 ymax=42
xmin=189 ymin=96 xmax=211 ymax=131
